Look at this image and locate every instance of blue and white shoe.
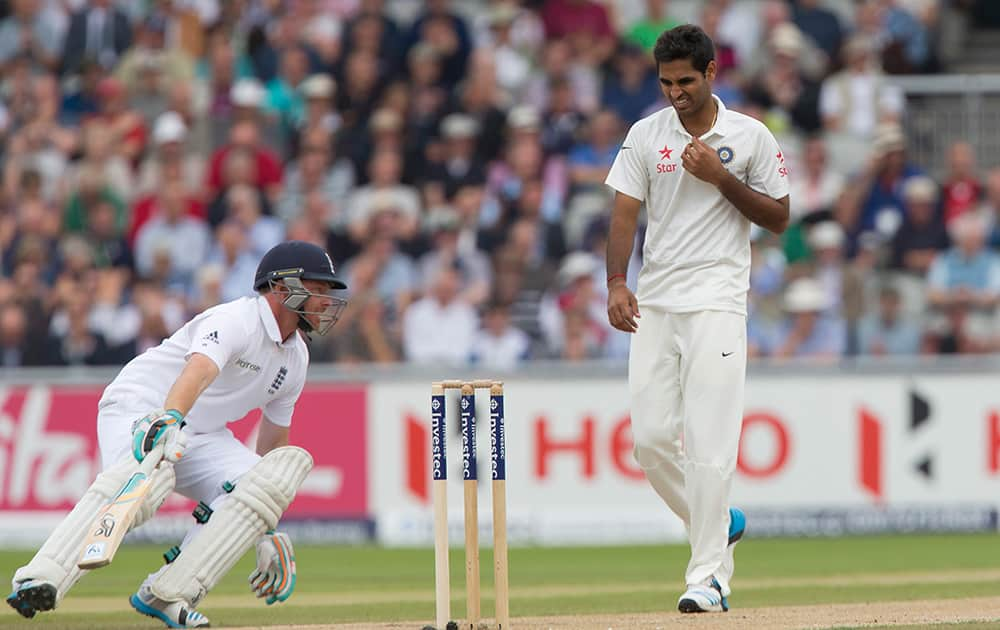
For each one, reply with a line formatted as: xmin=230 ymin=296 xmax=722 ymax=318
xmin=678 ymin=576 xmax=728 ymax=613
xmin=130 ymin=584 xmax=210 ymax=628
xmin=728 ymin=507 xmax=746 ymax=546
xmin=6 ymin=579 xmax=56 ymax=618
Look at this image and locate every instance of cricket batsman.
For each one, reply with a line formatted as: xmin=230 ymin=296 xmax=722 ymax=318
xmin=605 ymin=26 xmax=790 ymax=612
xmin=7 ymin=241 xmax=348 ymax=628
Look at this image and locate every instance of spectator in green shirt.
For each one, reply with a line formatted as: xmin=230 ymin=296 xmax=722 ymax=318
xmin=625 ymin=0 xmax=679 ymax=53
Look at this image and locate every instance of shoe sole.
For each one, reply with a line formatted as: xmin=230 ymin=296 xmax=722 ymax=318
xmin=678 ymin=597 xmax=727 ymax=613
xmin=130 ymin=594 xmax=210 ymax=628
xmin=6 ymin=582 xmax=56 ymax=618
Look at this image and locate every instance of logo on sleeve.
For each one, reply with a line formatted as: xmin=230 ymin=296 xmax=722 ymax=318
xmin=777 ymin=151 xmax=788 ymax=177
xmin=267 ymin=366 xmax=288 ymax=395
xmin=202 ymin=331 xmax=219 ymax=345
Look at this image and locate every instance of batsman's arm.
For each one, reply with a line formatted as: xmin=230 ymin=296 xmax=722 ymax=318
xmin=163 ymin=352 xmax=221 ymax=416
xmin=256 ymin=416 xmax=290 ymax=456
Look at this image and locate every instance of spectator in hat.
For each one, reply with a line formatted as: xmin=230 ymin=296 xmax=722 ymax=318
xmin=538 ymin=251 xmax=609 ymax=358
xmin=297 ymin=74 xmax=341 ymax=146
xmin=347 ymin=150 xmax=421 ymax=244
xmin=770 ymin=277 xmax=846 ymax=359
xmin=481 ymin=3 xmax=532 ymax=97
xmin=856 ymin=285 xmax=922 ymax=355
xmin=841 ymin=123 xmax=925 ymax=252
xmin=136 ymin=111 xmax=206 ymax=199
xmin=60 ymin=0 xmax=132 ymax=76
xmin=889 ymin=175 xmax=949 ymax=275
xmin=63 ymin=164 xmax=127 ymax=237
xmin=423 ymin=113 xmax=487 ymax=202
xmin=744 ymin=23 xmax=824 ymax=133
xmin=808 ymin=221 xmax=847 ymax=316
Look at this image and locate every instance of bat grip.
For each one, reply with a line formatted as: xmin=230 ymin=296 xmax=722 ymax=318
xmin=138 ymin=441 xmax=167 ymax=475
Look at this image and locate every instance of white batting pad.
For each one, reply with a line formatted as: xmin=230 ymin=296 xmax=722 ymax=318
xmin=149 ymin=446 xmax=313 ymax=606
xmin=12 ymin=455 xmax=175 ymax=604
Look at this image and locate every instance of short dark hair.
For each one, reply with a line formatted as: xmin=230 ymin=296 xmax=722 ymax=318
xmin=653 ymin=24 xmax=716 ymax=74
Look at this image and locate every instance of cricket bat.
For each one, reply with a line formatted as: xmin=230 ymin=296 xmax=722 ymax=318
xmin=78 ymin=443 xmax=166 ymax=570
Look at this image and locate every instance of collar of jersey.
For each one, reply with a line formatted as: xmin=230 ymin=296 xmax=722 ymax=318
xmin=256 ymin=296 xmax=296 ymax=347
xmin=669 ymin=94 xmax=730 ymax=139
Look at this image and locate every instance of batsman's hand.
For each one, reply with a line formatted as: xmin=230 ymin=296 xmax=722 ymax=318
xmin=607 ymin=280 xmax=640 ymax=333
xmin=131 ymin=409 xmax=186 ymax=463
xmin=249 ymin=531 xmax=297 ymax=605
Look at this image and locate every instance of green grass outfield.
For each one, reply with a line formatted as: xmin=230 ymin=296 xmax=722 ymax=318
xmin=2 ymin=534 xmax=1000 ymax=628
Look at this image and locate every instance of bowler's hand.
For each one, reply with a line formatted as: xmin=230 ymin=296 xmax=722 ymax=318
xmin=607 ymin=281 xmax=640 ymax=333
xmin=681 ymin=136 xmax=726 ymax=186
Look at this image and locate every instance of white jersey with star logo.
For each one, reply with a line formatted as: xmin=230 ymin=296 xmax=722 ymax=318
xmin=99 ymin=296 xmax=308 ymax=434
xmin=605 ymin=96 xmax=789 ymax=315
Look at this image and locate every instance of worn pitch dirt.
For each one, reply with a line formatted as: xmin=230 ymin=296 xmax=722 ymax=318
xmin=223 ymin=596 xmax=1000 ymax=629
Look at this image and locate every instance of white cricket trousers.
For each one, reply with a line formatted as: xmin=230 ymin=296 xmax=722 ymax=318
xmin=628 ymin=308 xmax=746 ymax=594
xmin=96 ymin=397 xmax=261 ymax=506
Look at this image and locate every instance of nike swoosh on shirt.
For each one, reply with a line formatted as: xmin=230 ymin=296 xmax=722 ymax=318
xmin=620 ymin=146 xmax=632 ymax=150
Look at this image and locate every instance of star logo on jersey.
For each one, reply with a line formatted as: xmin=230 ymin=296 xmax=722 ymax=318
xmin=658 ymin=145 xmax=673 ymax=161
xmin=202 ymin=331 xmax=219 ymax=345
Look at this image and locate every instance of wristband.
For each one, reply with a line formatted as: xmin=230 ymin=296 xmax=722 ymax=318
xmin=607 ymin=273 xmax=626 ymax=286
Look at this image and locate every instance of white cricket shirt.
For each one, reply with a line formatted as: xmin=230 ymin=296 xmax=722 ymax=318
xmin=100 ymin=296 xmax=308 ymax=434
xmin=605 ymin=96 xmax=790 ymax=315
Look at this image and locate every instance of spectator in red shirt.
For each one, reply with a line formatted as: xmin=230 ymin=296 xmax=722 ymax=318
xmin=941 ymin=141 xmax=982 ymax=224
xmin=205 ymin=118 xmax=283 ymax=203
xmin=541 ymin=0 xmax=616 ymax=65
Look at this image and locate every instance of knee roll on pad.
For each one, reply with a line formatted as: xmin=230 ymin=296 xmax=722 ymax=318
xmin=149 ymin=446 xmax=313 ymax=606
xmin=12 ymin=456 xmax=175 ymax=604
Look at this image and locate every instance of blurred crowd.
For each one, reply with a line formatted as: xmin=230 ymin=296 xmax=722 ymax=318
xmin=0 ymin=0 xmax=994 ymax=369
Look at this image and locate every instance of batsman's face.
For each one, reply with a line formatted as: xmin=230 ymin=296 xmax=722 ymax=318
xmin=299 ymin=279 xmax=347 ymax=335
xmin=658 ymin=58 xmax=716 ymax=116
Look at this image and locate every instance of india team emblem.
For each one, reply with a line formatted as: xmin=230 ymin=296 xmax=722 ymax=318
xmin=717 ymin=146 xmax=735 ymax=164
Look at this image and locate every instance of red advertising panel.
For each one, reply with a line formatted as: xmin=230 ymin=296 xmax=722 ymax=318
xmin=0 ymin=384 xmax=367 ymax=518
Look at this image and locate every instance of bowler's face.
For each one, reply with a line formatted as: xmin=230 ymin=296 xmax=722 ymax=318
xmin=658 ymin=58 xmax=715 ymax=115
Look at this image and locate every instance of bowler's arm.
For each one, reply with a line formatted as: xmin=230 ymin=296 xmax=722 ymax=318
xmin=716 ymin=173 xmax=790 ymax=234
xmin=163 ymin=353 xmax=221 ymax=417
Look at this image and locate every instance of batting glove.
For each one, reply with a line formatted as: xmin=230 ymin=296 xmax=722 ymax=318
xmin=248 ymin=531 xmax=297 ymax=605
xmin=131 ymin=409 xmax=186 ymax=463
